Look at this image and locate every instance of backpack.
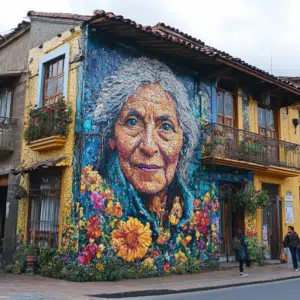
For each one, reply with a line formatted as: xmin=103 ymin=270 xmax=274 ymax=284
xmin=232 ymin=237 xmax=242 ymax=251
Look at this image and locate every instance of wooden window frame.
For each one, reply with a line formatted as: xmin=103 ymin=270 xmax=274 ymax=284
xmin=43 ymin=56 xmax=65 ymax=106
xmin=216 ymin=88 xmax=236 ymax=127
xmin=258 ymin=106 xmax=277 ymax=138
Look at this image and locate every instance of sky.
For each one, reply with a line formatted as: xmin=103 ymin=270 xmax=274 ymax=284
xmin=1 ymin=0 xmax=300 ymax=76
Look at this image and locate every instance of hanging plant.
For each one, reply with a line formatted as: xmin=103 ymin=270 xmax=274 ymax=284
xmin=13 ymin=185 xmax=29 ymax=200
xmin=232 ymin=185 xmax=269 ymax=214
xmin=23 ymin=97 xmax=72 ymax=143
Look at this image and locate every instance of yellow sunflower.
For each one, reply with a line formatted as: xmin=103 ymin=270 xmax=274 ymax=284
xmin=111 ymin=217 xmax=152 ymax=262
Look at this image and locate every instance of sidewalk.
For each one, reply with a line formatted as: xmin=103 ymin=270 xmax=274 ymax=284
xmin=0 ymin=263 xmax=300 ymax=299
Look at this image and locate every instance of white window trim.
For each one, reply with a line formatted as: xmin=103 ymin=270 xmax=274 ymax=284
xmin=36 ymin=44 xmax=70 ymax=107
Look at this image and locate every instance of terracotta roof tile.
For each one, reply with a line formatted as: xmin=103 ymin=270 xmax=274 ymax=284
xmin=90 ymin=10 xmax=300 ymax=93
xmin=27 ymin=11 xmax=92 ymax=22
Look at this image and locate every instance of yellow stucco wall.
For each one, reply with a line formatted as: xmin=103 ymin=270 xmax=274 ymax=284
xmin=246 ymin=97 xmax=300 ymax=242
xmin=16 ymin=27 xmax=81 ymax=247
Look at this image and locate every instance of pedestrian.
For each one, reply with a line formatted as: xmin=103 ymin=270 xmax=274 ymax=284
xmin=283 ymin=226 xmax=300 ymax=271
xmin=233 ymin=229 xmax=248 ymax=277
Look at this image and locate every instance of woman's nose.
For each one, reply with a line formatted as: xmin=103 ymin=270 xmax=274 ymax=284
xmin=139 ymin=127 xmax=159 ymax=157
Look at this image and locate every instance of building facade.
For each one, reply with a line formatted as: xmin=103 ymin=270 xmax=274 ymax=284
xmin=0 ymin=21 xmax=30 ymax=262
xmin=13 ymin=10 xmax=300 ymax=275
xmin=1 ymin=12 xmax=88 ymax=263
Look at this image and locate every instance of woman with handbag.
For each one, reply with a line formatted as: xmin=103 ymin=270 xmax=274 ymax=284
xmin=233 ymin=229 xmax=249 ymax=277
xmin=283 ymin=226 xmax=300 ymax=271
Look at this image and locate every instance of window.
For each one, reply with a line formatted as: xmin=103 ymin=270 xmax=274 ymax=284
xmin=0 ymin=89 xmax=12 ymax=118
xmin=27 ymin=169 xmax=61 ymax=248
xmin=217 ymin=90 xmax=234 ymax=126
xmin=37 ymin=44 xmax=69 ymax=107
xmin=43 ymin=57 xmax=65 ymax=106
xmin=258 ymin=107 xmax=276 ymax=138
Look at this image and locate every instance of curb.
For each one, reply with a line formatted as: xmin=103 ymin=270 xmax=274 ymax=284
xmin=89 ymin=274 xmax=300 ymax=298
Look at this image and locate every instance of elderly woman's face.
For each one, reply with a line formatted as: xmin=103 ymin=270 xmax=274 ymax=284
xmin=112 ymin=83 xmax=183 ymax=194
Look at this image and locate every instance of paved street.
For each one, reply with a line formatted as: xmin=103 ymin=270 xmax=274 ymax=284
xmin=133 ymin=278 xmax=300 ymax=300
xmin=0 ymin=264 xmax=300 ymax=299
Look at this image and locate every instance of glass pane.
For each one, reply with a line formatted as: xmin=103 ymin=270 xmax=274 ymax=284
xmin=217 ymin=92 xmax=224 ymax=114
xmin=57 ymin=76 xmax=64 ymax=94
xmin=48 ymin=64 xmax=53 ymax=78
xmin=224 ymin=93 xmax=233 ymax=117
xmin=258 ymin=107 xmax=266 ymax=128
xmin=266 ymin=109 xmax=275 ymax=129
xmin=46 ymin=79 xmax=56 ymax=97
xmin=52 ymin=62 xmax=57 ymax=77
xmin=58 ymin=59 xmax=64 ymax=74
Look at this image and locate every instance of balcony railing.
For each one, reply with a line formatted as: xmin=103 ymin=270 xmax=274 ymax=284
xmin=0 ymin=116 xmax=18 ymax=152
xmin=203 ymin=123 xmax=300 ymax=170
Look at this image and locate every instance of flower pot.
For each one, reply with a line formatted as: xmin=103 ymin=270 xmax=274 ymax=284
xmin=26 ymin=256 xmax=35 ymax=274
xmin=26 ymin=255 xmax=35 ymax=264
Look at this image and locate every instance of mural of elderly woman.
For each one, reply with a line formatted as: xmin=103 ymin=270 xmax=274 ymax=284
xmin=94 ymin=57 xmax=198 ymax=234
xmin=93 ymin=57 xmax=199 ymax=238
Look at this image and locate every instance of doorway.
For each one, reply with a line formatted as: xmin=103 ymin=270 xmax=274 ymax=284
xmin=262 ymin=183 xmax=281 ymax=259
xmin=219 ymin=182 xmax=245 ymax=260
xmin=0 ymin=186 xmax=7 ymax=256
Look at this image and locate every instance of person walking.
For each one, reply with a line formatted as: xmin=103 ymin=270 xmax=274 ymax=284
xmin=233 ymin=229 xmax=248 ymax=277
xmin=283 ymin=226 xmax=300 ymax=271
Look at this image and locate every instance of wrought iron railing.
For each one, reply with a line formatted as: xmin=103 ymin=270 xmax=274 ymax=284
xmin=203 ymin=123 xmax=300 ymax=170
xmin=0 ymin=117 xmax=18 ymax=152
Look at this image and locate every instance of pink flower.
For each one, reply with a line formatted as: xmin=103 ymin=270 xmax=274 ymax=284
xmin=90 ymin=191 xmax=105 ymax=209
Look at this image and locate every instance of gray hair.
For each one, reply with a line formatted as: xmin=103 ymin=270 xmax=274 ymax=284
xmin=93 ymin=57 xmax=199 ymax=179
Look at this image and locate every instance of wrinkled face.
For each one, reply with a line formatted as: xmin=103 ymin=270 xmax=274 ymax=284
xmin=111 ymin=83 xmax=183 ymax=194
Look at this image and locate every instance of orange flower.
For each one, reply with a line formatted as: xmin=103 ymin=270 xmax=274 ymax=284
xmin=157 ymin=229 xmax=171 ymax=245
xmin=111 ymin=217 xmax=152 ymax=262
xmin=182 ymin=235 xmax=192 ymax=245
xmin=86 ymin=216 xmax=102 ymax=239
xmin=107 ymin=201 xmax=123 ymax=218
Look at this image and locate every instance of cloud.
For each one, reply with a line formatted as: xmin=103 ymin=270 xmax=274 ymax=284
xmin=1 ymin=0 xmax=299 ymax=76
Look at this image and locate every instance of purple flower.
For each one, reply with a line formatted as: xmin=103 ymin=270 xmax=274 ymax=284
xmin=197 ymin=239 xmax=205 ymax=250
xmin=90 ymin=191 xmax=105 ymax=209
xmin=168 ymin=241 xmax=174 ymax=249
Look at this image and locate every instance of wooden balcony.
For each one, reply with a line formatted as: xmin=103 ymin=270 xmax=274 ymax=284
xmin=0 ymin=117 xmax=18 ymax=152
xmin=202 ymin=123 xmax=300 ymax=177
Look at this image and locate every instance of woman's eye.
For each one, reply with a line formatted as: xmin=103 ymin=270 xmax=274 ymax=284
xmin=125 ymin=118 xmax=138 ymax=127
xmin=160 ymin=123 xmax=173 ymax=131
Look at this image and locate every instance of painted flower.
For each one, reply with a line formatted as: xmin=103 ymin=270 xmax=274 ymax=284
xmin=193 ymin=210 xmax=210 ymax=234
xmin=194 ymin=198 xmax=201 ymax=209
xmin=86 ymin=216 xmax=102 ymax=239
xmin=174 ymin=251 xmax=187 ymax=263
xmin=182 ymin=235 xmax=192 ymax=246
xmin=78 ymin=243 xmax=98 ymax=265
xmin=96 ymin=244 xmax=105 ymax=258
xmin=142 ymin=257 xmax=156 ymax=269
xmin=157 ymin=229 xmax=171 ymax=245
xmin=96 ymin=262 xmax=104 ymax=270
xmin=107 ymin=201 xmax=123 ymax=218
xmin=204 ymin=192 xmax=210 ymax=203
xmin=169 ymin=197 xmax=183 ymax=225
xmin=163 ymin=263 xmax=170 ymax=272
xmin=111 ymin=217 xmax=152 ymax=262
xmin=90 ymin=191 xmax=105 ymax=209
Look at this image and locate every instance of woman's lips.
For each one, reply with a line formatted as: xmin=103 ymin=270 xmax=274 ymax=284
xmin=133 ymin=163 xmax=162 ymax=172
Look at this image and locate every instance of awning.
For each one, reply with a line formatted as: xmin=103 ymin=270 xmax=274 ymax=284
xmin=11 ymin=156 xmax=66 ymax=176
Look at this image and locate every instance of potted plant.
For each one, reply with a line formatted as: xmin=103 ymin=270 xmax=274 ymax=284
xmin=232 ymin=184 xmax=270 ymax=215
xmin=23 ymin=98 xmax=72 ymax=151
xmin=24 ymin=244 xmax=39 ymax=274
xmin=13 ymin=185 xmax=28 ymax=200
